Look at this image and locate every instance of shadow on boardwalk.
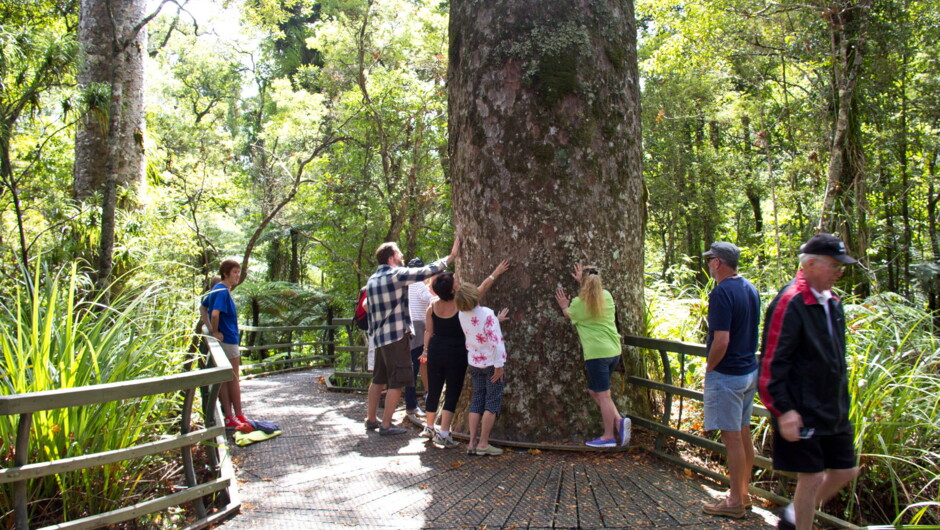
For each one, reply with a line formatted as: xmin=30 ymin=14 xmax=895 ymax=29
xmin=221 ymin=369 xmax=780 ymax=529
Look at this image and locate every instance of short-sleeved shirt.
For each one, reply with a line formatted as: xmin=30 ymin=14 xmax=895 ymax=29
xmin=567 ymin=290 xmax=621 ymax=360
xmin=409 ymin=281 xmax=432 ymax=323
xmin=706 ymin=276 xmax=760 ymax=375
xmin=202 ymin=283 xmax=240 ymax=345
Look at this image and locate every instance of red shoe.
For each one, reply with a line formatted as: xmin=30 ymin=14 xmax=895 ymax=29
xmin=236 ymin=422 xmax=255 ymax=434
xmin=224 ymin=416 xmax=242 ymax=430
xmin=235 ymin=414 xmax=250 ymax=424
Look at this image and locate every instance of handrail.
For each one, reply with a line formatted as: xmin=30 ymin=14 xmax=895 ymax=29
xmin=0 ymin=337 xmax=240 ymax=529
xmin=0 ymin=366 xmax=231 ymax=416
xmin=622 ymin=334 xmax=858 ymax=529
xmin=238 ymin=318 xmax=370 ymax=374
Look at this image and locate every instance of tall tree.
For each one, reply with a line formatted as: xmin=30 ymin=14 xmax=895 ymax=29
xmin=76 ymin=0 xmax=182 ymax=291
xmin=818 ymin=0 xmax=873 ymax=262
xmin=73 ymin=0 xmax=148 ymax=200
xmin=449 ymin=0 xmax=648 ymax=442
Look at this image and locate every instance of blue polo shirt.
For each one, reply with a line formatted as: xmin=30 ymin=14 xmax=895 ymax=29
xmin=706 ymin=276 xmax=760 ymax=375
xmin=202 ymin=283 xmax=240 ymax=345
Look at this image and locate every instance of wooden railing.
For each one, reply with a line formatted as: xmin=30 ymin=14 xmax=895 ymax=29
xmin=237 ymin=318 xmax=368 ymax=376
xmin=623 ymin=334 xmax=857 ymax=530
xmin=0 ymin=338 xmax=240 ymax=530
xmin=239 ymin=323 xmax=337 ymax=373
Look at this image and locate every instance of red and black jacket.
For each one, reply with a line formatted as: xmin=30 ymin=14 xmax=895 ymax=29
xmin=758 ymin=270 xmax=852 ymax=435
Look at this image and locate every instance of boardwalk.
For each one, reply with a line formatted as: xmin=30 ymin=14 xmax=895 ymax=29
xmin=222 ymin=369 xmax=781 ymax=529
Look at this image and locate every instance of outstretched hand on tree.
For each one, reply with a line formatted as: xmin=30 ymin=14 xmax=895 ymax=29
xmin=448 ymin=236 xmax=461 ymax=264
xmin=554 ymin=287 xmax=570 ymax=318
xmin=570 ymin=263 xmax=585 ymax=283
xmin=491 ymin=258 xmax=510 ymax=279
xmin=497 ymin=307 xmax=509 ymax=322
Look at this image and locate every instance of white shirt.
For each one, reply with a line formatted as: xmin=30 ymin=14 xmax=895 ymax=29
xmin=408 ymin=281 xmax=432 ymax=323
xmin=810 ymin=287 xmax=834 ymax=337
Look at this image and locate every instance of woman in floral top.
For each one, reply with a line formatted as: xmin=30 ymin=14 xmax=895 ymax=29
xmin=457 ymin=284 xmax=509 ymax=456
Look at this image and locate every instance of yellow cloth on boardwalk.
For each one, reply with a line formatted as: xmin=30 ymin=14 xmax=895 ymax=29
xmin=234 ymin=429 xmax=282 ymax=446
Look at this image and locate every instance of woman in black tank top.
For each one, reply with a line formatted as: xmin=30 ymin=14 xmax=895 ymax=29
xmin=419 ymin=260 xmax=510 ymax=448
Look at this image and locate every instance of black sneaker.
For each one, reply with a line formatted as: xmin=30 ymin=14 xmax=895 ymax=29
xmin=364 ymin=419 xmax=380 ymax=430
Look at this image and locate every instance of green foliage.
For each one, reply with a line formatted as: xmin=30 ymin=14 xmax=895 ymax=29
xmin=844 ymin=293 xmax=940 ymax=524
xmin=0 ymin=262 xmax=190 ymax=523
xmin=648 ymin=280 xmax=940 ymax=525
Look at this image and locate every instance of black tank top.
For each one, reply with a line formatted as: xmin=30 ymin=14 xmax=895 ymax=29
xmin=430 ymin=308 xmax=465 ymax=350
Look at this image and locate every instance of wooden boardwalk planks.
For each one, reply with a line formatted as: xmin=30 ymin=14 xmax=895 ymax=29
xmin=223 ymin=369 xmax=778 ymax=529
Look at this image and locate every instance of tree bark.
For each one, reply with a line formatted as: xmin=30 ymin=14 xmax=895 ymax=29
xmin=819 ymin=0 xmax=872 ymax=265
xmin=449 ymin=0 xmax=648 ymax=442
xmin=74 ymin=0 xmax=147 ymax=201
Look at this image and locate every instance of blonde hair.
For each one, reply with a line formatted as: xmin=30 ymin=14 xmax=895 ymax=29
xmin=455 ymin=284 xmax=479 ymax=311
xmin=579 ymin=266 xmax=605 ymax=318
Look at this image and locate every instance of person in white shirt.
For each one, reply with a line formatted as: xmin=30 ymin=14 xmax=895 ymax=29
xmin=405 ymin=259 xmax=433 ymax=424
xmin=456 ymin=284 xmax=509 ymax=456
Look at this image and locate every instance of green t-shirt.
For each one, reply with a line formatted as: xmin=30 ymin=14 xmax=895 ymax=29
xmin=568 ymin=289 xmax=621 ymax=360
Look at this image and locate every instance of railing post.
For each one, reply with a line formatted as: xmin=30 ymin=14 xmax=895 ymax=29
xmin=655 ymin=348 xmax=671 ymax=454
xmin=14 ymin=412 xmax=32 ymax=530
xmin=676 ymin=351 xmax=686 ymax=430
xmin=181 ymin=387 xmax=207 ymax=520
xmin=326 ymin=306 xmax=335 ymax=364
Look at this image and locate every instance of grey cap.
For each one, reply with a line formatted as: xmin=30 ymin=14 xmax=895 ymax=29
xmin=407 ymin=258 xmax=424 ymax=267
xmin=800 ymin=233 xmax=857 ymax=264
xmin=703 ymin=242 xmax=740 ymax=268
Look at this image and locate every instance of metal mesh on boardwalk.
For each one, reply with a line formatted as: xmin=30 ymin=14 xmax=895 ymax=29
xmin=222 ymin=369 xmax=779 ymax=529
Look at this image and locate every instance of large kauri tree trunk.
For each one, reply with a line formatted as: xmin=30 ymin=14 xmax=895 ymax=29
xmin=74 ymin=0 xmax=147 ymax=200
xmin=449 ymin=0 xmax=648 ymax=443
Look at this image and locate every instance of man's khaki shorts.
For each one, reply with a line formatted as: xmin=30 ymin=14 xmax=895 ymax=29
xmin=220 ymin=342 xmax=240 ymax=360
xmin=372 ymin=336 xmax=414 ymax=388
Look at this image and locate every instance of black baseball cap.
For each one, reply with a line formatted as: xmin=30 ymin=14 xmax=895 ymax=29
xmin=800 ymin=233 xmax=857 ymax=264
xmin=703 ymin=242 xmax=740 ymax=268
xmin=407 ymin=258 xmax=424 ymax=267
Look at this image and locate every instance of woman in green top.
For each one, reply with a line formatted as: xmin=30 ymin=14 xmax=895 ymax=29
xmin=555 ymin=264 xmax=630 ymax=448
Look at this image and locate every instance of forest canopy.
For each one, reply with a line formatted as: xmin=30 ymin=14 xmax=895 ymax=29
xmin=0 ymin=0 xmax=938 ymax=524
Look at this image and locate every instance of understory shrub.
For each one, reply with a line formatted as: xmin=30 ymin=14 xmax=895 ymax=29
xmin=0 ymin=262 xmax=191 ymax=524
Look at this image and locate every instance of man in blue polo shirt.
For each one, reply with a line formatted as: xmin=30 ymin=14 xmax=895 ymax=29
xmin=701 ymin=242 xmax=760 ymax=519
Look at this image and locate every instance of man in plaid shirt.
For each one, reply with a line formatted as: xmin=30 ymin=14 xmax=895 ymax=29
xmin=365 ymin=237 xmax=460 ymax=435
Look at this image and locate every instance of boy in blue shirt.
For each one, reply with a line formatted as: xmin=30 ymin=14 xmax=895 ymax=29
xmin=201 ymin=260 xmax=248 ymax=430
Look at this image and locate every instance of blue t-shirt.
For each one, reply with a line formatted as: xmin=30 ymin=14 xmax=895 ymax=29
xmin=706 ymin=276 xmax=760 ymax=375
xmin=202 ymin=283 xmax=240 ymax=345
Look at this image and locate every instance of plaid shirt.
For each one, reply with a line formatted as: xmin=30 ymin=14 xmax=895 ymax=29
xmin=367 ymin=259 xmax=448 ymax=348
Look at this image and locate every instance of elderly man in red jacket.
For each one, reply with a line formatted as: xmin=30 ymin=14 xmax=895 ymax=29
xmin=759 ymin=233 xmax=861 ymax=530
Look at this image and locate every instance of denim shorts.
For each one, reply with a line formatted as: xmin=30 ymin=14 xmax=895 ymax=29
xmin=585 ymin=356 xmax=620 ymax=392
xmin=703 ymin=368 xmax=757 ymax=432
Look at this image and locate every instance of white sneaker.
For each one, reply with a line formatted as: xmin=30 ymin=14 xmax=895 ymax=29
xmin=405 ymin=409 xmax=422 ymax=425
xmin=419 ymin=426 xmax=435 ymax=438
xmin=432 ymin=432 xmax=458 ymax=448
xmin=619 ymin=417 xmax=632 ymax=447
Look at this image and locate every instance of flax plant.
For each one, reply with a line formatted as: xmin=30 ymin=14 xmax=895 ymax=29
xmin=0 ymin=262 xmax=190 ymax=524
xmin=843 ymin=293 xmax=940 ymax=525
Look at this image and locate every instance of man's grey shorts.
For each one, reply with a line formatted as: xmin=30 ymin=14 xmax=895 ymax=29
xmin=220 ymin=342 xmax=240 ymax=360
xmin=704 ymin=368 xmax=757 ymax=432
